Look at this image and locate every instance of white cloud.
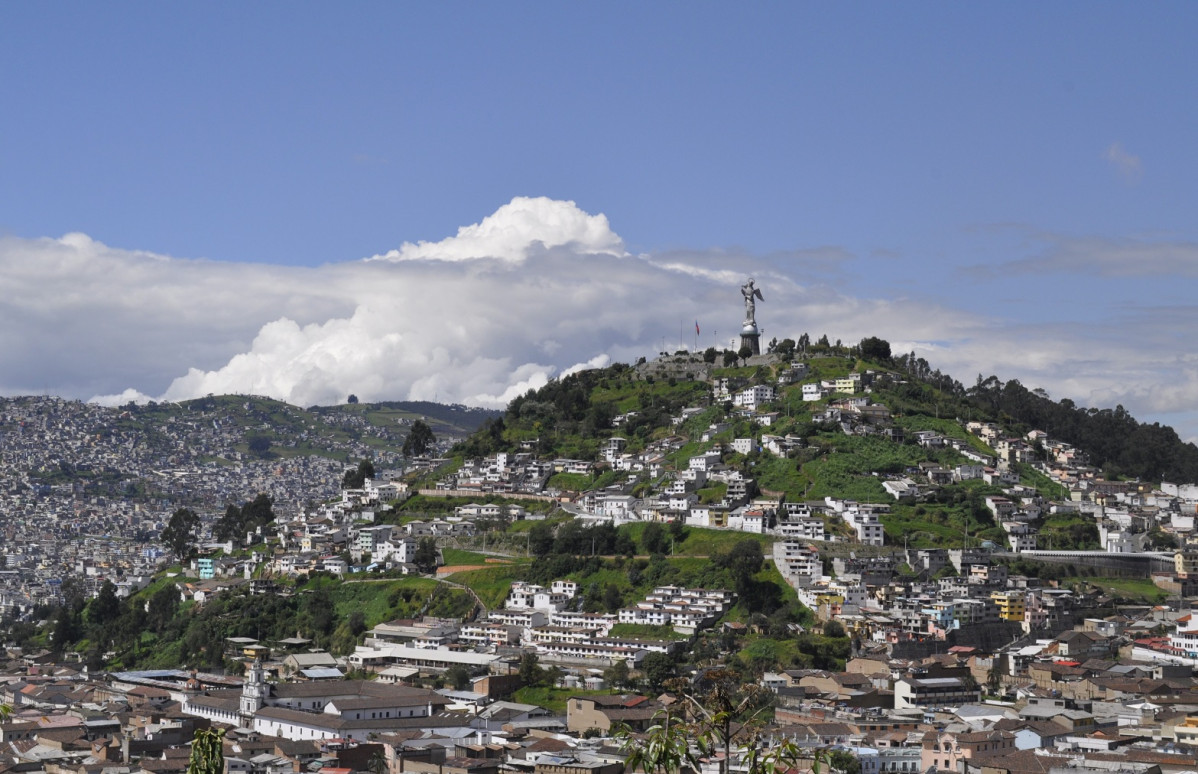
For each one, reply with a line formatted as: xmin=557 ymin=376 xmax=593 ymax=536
xmin=561 ymin=354 xmax=612 ymax=379
xmin=91 ymin=387 xmax=156 ymax=407
xmin=2 ymin=197 xmax=1197 ymax=447
xmin=367 ymin=196 xmax=626 ymax=263
xmin=1103 ymin=142 xmax=1143 ymax=183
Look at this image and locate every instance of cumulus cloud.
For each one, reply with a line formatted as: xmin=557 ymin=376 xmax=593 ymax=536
xmin=3 ymin=196 xmax=1197 ymax=444
xmin=91 ymin=388 xmax=155 ymax=407
xmin=1103 ymin=141 xmax=1143 ymax=183
xmin=367 ymin=196 xmax=626 ymax=263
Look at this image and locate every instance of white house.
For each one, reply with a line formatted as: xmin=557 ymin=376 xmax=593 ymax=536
xmin=733 ymin=385 xmax=776 ymax=411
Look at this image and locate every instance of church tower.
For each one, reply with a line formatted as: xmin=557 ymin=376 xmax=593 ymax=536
xmin=240 ymin=658 xmax=267 ymax=727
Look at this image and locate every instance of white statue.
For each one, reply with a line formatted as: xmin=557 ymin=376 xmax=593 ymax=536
xmin=741 ymin=278 xmax=764 ymax=324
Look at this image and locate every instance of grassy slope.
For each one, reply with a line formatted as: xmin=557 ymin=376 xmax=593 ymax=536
xmin=447 ymin=565 xmax=531 ymax=609
xmin=1066 ymin=577 xmax=1167 ymax=604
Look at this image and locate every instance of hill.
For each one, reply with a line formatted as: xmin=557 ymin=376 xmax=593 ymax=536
xmin=3 ymin=394 xmax=497 ymax=494
xmin=453 ymin=344 xmax=1198 ymax=487
xmin=438 ymin=341 xmax=1198 ymax=552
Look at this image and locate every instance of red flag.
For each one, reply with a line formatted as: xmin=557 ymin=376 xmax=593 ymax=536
xmin=695 ymin=320 xmax=700 ymax=336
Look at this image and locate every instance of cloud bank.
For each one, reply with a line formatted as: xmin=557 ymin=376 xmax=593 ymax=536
xmin=1 ymin=197 xmax=1196 ymax=443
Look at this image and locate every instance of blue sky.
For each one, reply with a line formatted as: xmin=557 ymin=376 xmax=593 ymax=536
xmin=2 ymin=4 xmax=1198 ymax=446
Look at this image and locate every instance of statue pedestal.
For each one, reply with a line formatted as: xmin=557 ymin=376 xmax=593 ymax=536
xmin=740 ymin=321 xmax=761 ymax=356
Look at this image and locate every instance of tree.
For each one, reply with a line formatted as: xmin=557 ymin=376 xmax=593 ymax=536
xmin=347 ymin=394 xmax=359 ymax=404
xmin=604 ymin=659 xmax=631 ymax=689
xmin=641 ymin=651 xmax=676 ymax=692
xmin=87 ymin=580 xmax=120 ymax=629
xmin=716 ymin=539 xmax=763 ymax=596
xmin=342 ymin=458 xmax=375 ymax=489
xmin=246 ymin=433 xmax=271 ymax=458
xmin=1147 ymin=529 xmax=1179 ymax=550
xmin=215 ymin=494 xmax=275 ymax=544
xmin=616 ymin=711 xmax=702 ymax=774
xmin=51 ymin=606 xmax=79 ymax=652
xmin=187 ymin=726 xmax=225 ymax=774
xmin=642 ymin=522 xmax=668 ymax=554
xmin=987 ymin=657 xmax=1004 ymax=694
xmin=146 ymin=585 xmax=179 ymax=633
xmin=403 ymin=420 xmax=436 ymax=456
xmin=542 ymin=664 xmax=565 ymax=688
xmin=603 ymin=583 xmax=623 ymax=612
xmin=445 ymin=664 xmax=472 ymax=691
xmin=519 ymin=652 xmax=544 ymax=686
xmin=214 ymin=504 xmax=243 ymax=542
xmin=668 ymin=518 xmax=686 ymax=543
xmin=413 ymin=537 xmax=439 ymax=573
xmin=682 ymin=669 xmax=767 ymax=774
xmin=702 ymin=347 xmax=718 ymax=364
xmin=528 ymin=522 xmax=555 ymax=557
xmin=827 ymin=750 xmax=861 ymax=774
xmin=737 ymin=345 xmax=753 ymax=365
xmin=241 ymin=493 xmax=275 ymax=533
xmin=859 ymin=336 xmax=892 ymax=362
xmin=59 ymin=576 xmax=88 ymax=612
xmin=161 ymin=507 xmax=200 ymax=561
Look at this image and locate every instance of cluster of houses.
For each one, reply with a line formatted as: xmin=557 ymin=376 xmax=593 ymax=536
xmin=774 ymin=545 xmax=1078 ymax=640
xmin=0 ymin=397 xmax=372 ymax=620
xmin=434 ymin=453 xmax=591 ymax=497
xmin=0 ymin=653 xmax=627 ymax=774
xmin=7 ymin=561 xmax=1198 ymax=774
xmin=347 ymin=582 xmax=732 ymax=675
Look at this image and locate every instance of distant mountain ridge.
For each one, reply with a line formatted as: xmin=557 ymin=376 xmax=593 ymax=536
xmin=0 ymin=393 xmax=500 ymax=507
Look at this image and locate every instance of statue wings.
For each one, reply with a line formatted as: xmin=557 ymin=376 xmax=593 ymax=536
xmin=753 ymin=287 xmax=764 ymax=302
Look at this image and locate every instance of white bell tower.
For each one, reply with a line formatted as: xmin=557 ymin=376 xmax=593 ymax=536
xmin=240 ymin=659 xmax=267 ymax=727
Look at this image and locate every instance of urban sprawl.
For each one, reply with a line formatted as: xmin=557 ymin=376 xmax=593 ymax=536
xmin=2 ymin=355 xmax=1198 ymax=774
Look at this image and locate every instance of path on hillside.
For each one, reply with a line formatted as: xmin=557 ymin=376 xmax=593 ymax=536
xmin=435 ymin=576 xmax=488 ymax=619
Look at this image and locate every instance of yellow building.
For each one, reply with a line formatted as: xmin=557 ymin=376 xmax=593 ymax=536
xmin=991 ymin=591 xmax=1025 ymax=622
xmin=1172 ymin=715 xmax=1198 ymax=745
xmin=1175 ymin=550 xmax=1198 ymax=578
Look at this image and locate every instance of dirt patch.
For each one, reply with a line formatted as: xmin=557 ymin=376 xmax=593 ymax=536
xmin=436 ymin=564 xmax=491 ymax=576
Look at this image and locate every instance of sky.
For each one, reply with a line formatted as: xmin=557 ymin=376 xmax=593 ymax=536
xmin=2 ymin=4 xmax=1198 ymax=446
